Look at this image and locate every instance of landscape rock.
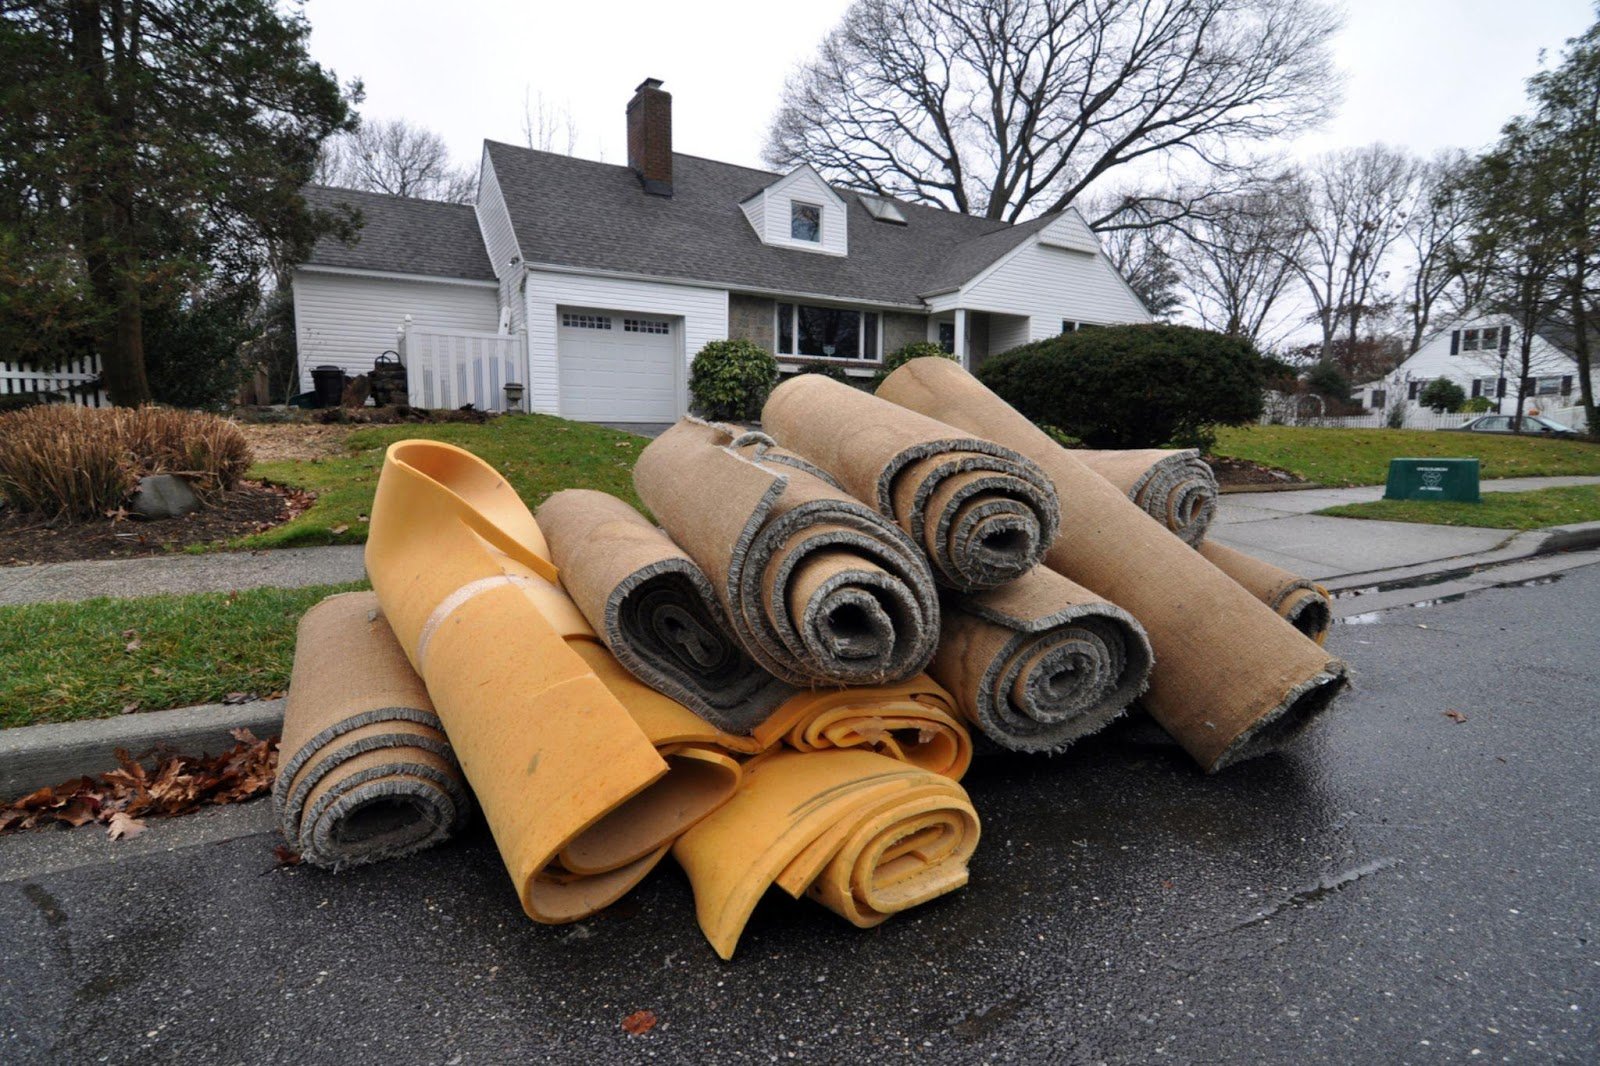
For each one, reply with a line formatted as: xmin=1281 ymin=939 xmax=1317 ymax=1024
xmin=129 ymin=474 xmax=200 ymax=519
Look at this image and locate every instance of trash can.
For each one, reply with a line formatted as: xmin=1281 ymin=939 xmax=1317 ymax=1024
xmin=311 ymin=365 xmax=346 ymax=409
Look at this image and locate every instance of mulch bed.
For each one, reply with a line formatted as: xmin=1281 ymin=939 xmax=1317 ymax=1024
xmin=1206 ymin=455 xmax=1310 ymax=490
xmin=0 ymin=481 xmax=304 ymax=565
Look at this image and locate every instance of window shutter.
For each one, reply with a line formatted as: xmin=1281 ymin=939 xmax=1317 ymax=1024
xmin=1408 ymin=380 xmax=1421 ymax=400
xmin=1562 ymin=375 xmax=1574 ymax=396
xmin=1450 ymin=330 xmax=1460 ymax=355
xmin=1522 ymin=376 xmax=1534 ymax=395
xmin=1499 ymin=326 xmax=1511 ymax=354
xmin=1471 ymin=379 xmax=1481 ymax=398
xmin=1496 ymin=377 xmax=1507 ymax=398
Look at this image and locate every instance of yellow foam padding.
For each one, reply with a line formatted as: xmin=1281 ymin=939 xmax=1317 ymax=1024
xmin=672 ymin=748 xmax=980 ymax=959
xmin=749 ymin=678 xmax=973 ymax=780
xmin=366 ymin=439 xmax=742 ymax=922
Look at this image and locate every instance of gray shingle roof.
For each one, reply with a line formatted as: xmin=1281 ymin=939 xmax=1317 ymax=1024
xmin=484 ymin=141 xmax=1048 ymax=306
xmin=300 ymin=185 xmax=495 ymax=282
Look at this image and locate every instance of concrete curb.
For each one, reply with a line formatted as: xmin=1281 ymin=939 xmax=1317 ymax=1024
xmin=1321 ymin=519 xmax=1600 ymax=593
xmin=1 ymin=698 xmax=285 ymax=802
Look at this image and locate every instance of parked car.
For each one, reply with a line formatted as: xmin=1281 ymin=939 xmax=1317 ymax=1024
xmin=1442 ymin=414 xmax=1578 ymax=435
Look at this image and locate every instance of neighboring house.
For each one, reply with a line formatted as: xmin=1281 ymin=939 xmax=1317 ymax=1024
xmin=1356 ymin=310 xmax=1582 ymax=415
xmin=291 ymin=78 xmax=1150 ymax=422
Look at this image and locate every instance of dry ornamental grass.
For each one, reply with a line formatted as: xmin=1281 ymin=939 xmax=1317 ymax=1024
xmin=0 ymin=405 xmax=253 ymax=520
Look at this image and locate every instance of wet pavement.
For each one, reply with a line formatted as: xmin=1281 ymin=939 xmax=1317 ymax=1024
xmin=3 ymin=565 xmax=1597 ymax=1063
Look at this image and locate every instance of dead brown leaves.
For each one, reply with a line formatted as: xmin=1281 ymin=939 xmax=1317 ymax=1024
xmin=621 ymin=1010 xmax=658 ymax=1035
xmin=1442 ymin=709 xmax=1469 ymax=724
xmin=0 ymin=729 xmax=278 ymax=837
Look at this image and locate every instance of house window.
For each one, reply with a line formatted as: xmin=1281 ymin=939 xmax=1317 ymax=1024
xmin=1535 ymin=375 xmax=1563 ymax=396
xmin=1460 ymin=329 xmax=1481 ymax=352
xmin=1408 ymin=380 xmax=1424 ymax=400
xmin=624 ymin=318 xmax=669 ymax=334
xmin=1458 ymin=326 xmax=1508 ymax=354
xmin=1061 ymin=320 xmax=1078 ymax=334
xmin=938 ymin=322 xmax=956 ymax=354
xmin=562 ymin=313 xmax=611 ymax=330
xmin=1369 ymin=389 xmax=1386 ymax=409
xmin=776 ymin=303 xmax=880 ymax=359
xmin=790 ymin=202 xmax=822 ymax=242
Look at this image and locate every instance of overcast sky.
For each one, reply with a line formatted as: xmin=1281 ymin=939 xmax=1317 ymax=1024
xmin=305 ymin=0 xmax=1596 ymax=180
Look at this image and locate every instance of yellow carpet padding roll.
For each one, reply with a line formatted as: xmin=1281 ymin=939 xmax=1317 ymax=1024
xmin=932 ymin=567 xmax=1153 ymax=753
xmin=1077 ymin=448 xmax=1218 ymax=546
xmin=366 ymin=439 xmax=742 ymax=922
xmin=751 ymin=678 xmax=973 ymax=780
xmin=634 ymin=419 xmax=941 ymax=687
xmin=762 ymin=374 xmax=1060 ymax=591
xmin=877 ymin=358 xmax=1348 ymax=772
xmin=537 ymin=488 xmax=796 ymax=733
xmin=672 ymin=748 xmax=980 ymax=959
xmin=273 ymin=590 xmax=471 ymax=868
xmin=1198 ymin=540 xmax=1333 ymax=645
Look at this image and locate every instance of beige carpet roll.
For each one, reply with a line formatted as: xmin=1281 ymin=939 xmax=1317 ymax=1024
xmin=368 ymin=439 xmax=742 ymax=923
xmin=1077 ymin=448 xmax=1218 ymax=546
xmin=761 ymin=374 xmax=1060 ymax=591
xmin=749 ymin=677 xmax=973 ymax=780
xmin=633 ymin=419 xmax=940 ymax=687
xmin=932 ymin=567 xmax=1153 ymax=753
xmin=537 ymin=489 xmax=796 ymax=733
xmin=1198 ymin=540 xmax=1333 ymax=645
xmin=273 ymin=591 xmax=471 ymax=868
xmin=673 ymin=748 xmax=980 ymax=959
xmin=877 ymin=358 xmax=1347 ymax=772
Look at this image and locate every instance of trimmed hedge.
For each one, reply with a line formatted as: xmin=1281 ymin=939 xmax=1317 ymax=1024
xmin=976 ymin=323 xmax=1266 ymax=450
xmin=689 ymin=339 xmax=779 ymax=422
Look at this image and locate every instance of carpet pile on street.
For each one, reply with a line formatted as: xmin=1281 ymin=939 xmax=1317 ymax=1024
xmin=272 ymin=358 xmax=1346 ymax=959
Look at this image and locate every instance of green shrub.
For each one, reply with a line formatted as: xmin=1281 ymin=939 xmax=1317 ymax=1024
xmin=1420 ymin=378 xmax=1467 ymax=413
xmin=1305 ymin=361 xmax=1353 ymax=403
xmin=791 ymin=361 xmax=852 ymax=383
xmin=689 ymin=339 xmax=779 ymax=422
xmin=872 ymin=341 xmax=956 ymax=387
xmin=1386 ymin=404 xmax=1406 ymax=429
xmin=143 ymin=286 xmax=256 ymax=410
xmin=0 ymin=405 xmax=253 ymax=520
xmin=1462 ymin=395 xmax=1494 ymax=413
xmin=977 ymin=323 xmax=1265 ymax=451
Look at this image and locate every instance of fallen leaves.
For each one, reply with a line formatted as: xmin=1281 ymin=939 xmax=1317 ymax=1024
xmin=273 ymin=844 xmax=304 ymax=867
xmin=0 ymin=729 xmax=279 ymax=837
xmin=621 ymin=1010 xmax=658 ymax=1035
xmin=1443 ymin=709 xmax=1469 ymax=724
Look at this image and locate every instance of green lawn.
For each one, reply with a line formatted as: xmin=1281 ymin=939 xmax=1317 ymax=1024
xmin=1318 ymin=483 xmax=1600 ymax=530
xmin=1211 ymin=425 xmax=1600 ymax=487
xmin=0 ymin=582 xmax=365 ymax=728
xmin=236 ymin=414 xmax=646 ymax=550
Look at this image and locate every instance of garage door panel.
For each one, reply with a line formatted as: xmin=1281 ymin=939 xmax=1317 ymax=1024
xmin=559 ymin=308 xmax=679 ymax=422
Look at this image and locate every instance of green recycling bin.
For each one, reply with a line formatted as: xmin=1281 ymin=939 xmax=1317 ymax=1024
xmin=1383 ymin=458 xmax=1480 ymax=502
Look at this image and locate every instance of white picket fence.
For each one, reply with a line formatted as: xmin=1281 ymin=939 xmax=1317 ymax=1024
xmin=398 ymin=328 xmax=526 ymax=412
xmin=0 ymin=355 xmax=107 ymax=407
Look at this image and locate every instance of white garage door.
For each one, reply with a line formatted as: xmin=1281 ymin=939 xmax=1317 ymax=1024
xmin=558 ymin=308 xmax=679 ymax=422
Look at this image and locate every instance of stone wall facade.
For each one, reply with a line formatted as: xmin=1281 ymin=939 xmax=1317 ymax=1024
xmin=882 ymin=311 xmax=927 ymax=356
xmin=728 ymin=294 xmax=775 ymax=353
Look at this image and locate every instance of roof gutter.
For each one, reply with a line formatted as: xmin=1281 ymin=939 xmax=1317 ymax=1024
xmin=520 ymin=260 xmax=927 ymax=311
xmin=296 ymin=264 xmax=498 ymax=288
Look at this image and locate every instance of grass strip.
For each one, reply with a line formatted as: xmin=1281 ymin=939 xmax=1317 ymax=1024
xmin=0 ymin=582 xmax=365 ymax=728
xmin=1318 ymin=484 xmax=1600 ymax=530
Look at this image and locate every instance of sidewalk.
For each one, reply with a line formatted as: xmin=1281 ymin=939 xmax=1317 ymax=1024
xmin=0 ymin=545 xmax=366 ymax=606
xmin=1208 ymin=475 xmax=1600 ymax=582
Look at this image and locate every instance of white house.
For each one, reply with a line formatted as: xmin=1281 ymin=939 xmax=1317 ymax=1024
xmin=291 ymin=78 xmax=1150 ymax=423
xmin=1356 ymin=310 xmax=1581 ymax=416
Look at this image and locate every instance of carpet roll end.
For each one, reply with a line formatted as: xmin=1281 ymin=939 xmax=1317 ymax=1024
xmin=1206 ymin=660 xmax=1350 ymax=773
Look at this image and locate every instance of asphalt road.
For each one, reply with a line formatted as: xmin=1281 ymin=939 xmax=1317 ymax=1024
xmin=3 ymin=565 xmax=1597 ymax=1064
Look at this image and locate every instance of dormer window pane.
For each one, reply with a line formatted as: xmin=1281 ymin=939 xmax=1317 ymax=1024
xmin=791 ymin=202 xmax=821 ymax=242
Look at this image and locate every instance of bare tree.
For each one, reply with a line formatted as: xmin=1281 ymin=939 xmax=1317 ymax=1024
xmin=522 ymin=89 xmax=579 ymax=155
xmin=317 ymin=118 xmax=476 ymax=203
xmin=1295 ymin=145 xmax=1421 ymax=360
xmin=1399 ymin=150 xmax=1475 ymax=353
xmin=1171 ymin=175 xmax=1308 ymax=345
xmin=765 ymin=0 xmax=1342 ymax=223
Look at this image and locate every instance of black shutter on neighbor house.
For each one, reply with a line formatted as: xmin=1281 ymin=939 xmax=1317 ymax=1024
xmin=1523 ymin=376 xmax=1535 ymax=395
xmin=1471 ymin=379 xmax=1482 ymax=398
xmin=1499 ymin=326 xmax=1512 ymax=354
xmin=1497 ymin=377 xmax=1507 ymax=398
xmin=1408 ymin=380 xmax=1421 ymax=399
xmin=1562 ymin=375 xmax=1574 ymax=396
xmin=1450 ymin=330 xmax=1460 ymax=355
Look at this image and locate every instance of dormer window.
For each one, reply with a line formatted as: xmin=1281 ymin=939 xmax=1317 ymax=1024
xmin=790 ymin=202 xmax=821 ymax=242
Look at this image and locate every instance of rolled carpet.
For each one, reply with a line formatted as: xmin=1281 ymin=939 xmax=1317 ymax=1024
xmin=672 ymin=748 xmax=980 ymax=959
xmin=1198 ymin=540 xmax=1333 ymax=645
xmin=761 ymin=374 xmax=1060 ymax=591
xmin=877 ymin=358 xmax=1348 ymax=772
xmin=633 ymin=419 xmax=940 ymax=687
xmin=1076 ymin=448 xmax=1218 ymax=546
xmin=273 ymin=590 xmax=471 ymax=868
xmin=932 ymin=567 xmax=1153 ymax=753
xmin=367 ymin=439 xmax=740 ymax=922
xmin=537 ymin=488 xmax=796 ymax=734
xmin=749 ymin=677 xmax=973 ymax=780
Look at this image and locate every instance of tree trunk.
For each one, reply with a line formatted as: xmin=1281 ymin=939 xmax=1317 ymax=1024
xmin=1573 ymin=276 xmax=1598 ymax=441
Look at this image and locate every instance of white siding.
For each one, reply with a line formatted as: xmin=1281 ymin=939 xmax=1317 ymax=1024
xmin=958 ymin=234 xmax=1151 ymax=342
xmin=522 ymin=269 xmax=728 ymax=418
xmin=739 ymin=167 xmax=848 ymax=256
xmin=988 ymin=315 xmax=1031 ymax=354
xmin=475 ymin=151 xmax=524 ymax=334
xmin=291 ymin=269 xmax=498 ymax=389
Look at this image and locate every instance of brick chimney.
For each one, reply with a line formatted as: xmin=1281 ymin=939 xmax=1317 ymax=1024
xmin=626 ymin=78 xmax=672 ymax=196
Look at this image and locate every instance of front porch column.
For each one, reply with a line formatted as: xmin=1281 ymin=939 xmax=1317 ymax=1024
xmin=953 ymin=307 xmax=968 ymax=367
